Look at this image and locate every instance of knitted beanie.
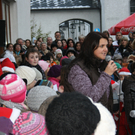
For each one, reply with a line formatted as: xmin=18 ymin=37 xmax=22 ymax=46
xmin=114 ymin=62 xmax=122 ymax=69
xmin=60 ymin=56 xmax=68 ymax=66
xmin=15 ymin=66 xmax=36 ymax=85
xmin=38 ymin=60 xmax=49 ymax=71
xmin=1 ymin=58 xmax=15 ymax=73
xmin=13 ymin=111 xmax=48 ymax=135
xmin=27 ymin=86 xmax=57 ymax=111
xmin=61 ymin=58 xmax=72 ymax=66
xmin=32 ymin=67 xmax=42 ymax=81
xmin=0 ymin=117 xmax=13 ymax=134
xmin=55 ymin=49 xmax=62 ymax=56
xmin=0 ymin=107 xmax=21 ymax=124
xmin=119 ymin=67 xmax=131 ymax=75
xmin=38 ymin=95 xmax=59 ymax=116
xmin=47 ymin=65 xmax=62 ymax=78
xmin=66 ymin=47 xmax=76 ymax=56
xmin=0 ymin=74 xmax=26 ymax=103
xmin=113 ymin=54 xmax=122 ymax=60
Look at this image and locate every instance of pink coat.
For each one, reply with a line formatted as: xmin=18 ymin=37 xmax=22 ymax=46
xmin=48 ymin=77 xmax=60 ymax=89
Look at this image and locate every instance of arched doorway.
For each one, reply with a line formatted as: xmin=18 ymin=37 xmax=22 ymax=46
xmin=59 ymin=19 xmax=93 ymax=42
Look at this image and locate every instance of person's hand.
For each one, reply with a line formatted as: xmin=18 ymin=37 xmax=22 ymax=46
xmin=104 ymin=60 xmax=117 ymax=76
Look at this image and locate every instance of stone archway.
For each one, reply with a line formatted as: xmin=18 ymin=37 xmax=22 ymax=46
xmin=59 ymin=19 xmax=93 ymax=42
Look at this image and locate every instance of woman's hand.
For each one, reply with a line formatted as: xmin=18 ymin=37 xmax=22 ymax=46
xmin=104 ymin=60 xmax=117 ymax=76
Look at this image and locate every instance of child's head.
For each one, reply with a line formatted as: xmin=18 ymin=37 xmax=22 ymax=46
xmin=47 ymin=65 xmax=61 ymax=79
xmin=25 ymin=48 xmax=39 ymax=66
xmin=113 ymin=54 xmax=123 ymax=65
xmin=51 ymin=44 xmax=57 ymax=53
xmin=0 ymin=73 xmax=27 ymax=103
xmin=45 ymin=92 xmax=100 ymax=135
xmin=57 ymin=40 xmax=62 ymax=48
xmin=55 ymin=49 xmax=63 ymax=59
xmin=66 ymin=47 xmax=76 ymax=58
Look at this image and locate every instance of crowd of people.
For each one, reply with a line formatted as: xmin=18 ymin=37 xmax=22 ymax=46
xmin=0 ymin=30 xmax=135 ymax=135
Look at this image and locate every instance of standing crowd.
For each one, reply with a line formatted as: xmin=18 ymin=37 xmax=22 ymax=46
xmin=0 ymin=30 xmax=135 ymax=135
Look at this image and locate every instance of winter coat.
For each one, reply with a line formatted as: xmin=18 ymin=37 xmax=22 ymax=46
xmin=68 ymin=60 xmax=113 ymax=113
xmin=48 ymin=77 xmax=60 ymax=90
xmin=4 ymin=50 xmax=16 ymax=63
xmin=122 ymin=74 xmax=135 ymax=130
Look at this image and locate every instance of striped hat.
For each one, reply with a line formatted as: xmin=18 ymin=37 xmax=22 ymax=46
xmin=0 ymin=73 xmax=26 ymax=103
xmin=13 ymin=111 xmax=48 ymax=135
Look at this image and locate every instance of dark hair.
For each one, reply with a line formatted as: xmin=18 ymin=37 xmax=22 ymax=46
xmin=16 ymin=38 xmax=23 ymax=43
xmin=103 ymin=30 xmax=110 ymax=38
xmin=75 ymin=42 xmax=81 ymax=52
xmin=46 ymin=92 xmax=100 ymax=135
xmin=25 ymin=39 xmax=32 ymax=46
xmin=6 ymin=43 xmax=13 ymax=49
xmin=78 ymin=32 xmax=108 ymax=69
xmin=116 ymin=32 xmax=122 ymax=35
xmin=67 ymin=39 xmax=75 ymax=49
xmin=55 ymin=31 xmax=61 ymax=35
xmin=13 ymin=43 xmax=22 ymax=52
xmin=46 ymin=52 xmax=54 ymax=60
xmin=25 ymin=48 xmax=39 ymax=59
xmin=59 ymin=65 xmax=71 ymax=92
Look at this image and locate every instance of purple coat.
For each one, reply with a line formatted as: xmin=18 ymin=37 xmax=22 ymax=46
xmin=68 ymin=64 xmax=112 ymax=102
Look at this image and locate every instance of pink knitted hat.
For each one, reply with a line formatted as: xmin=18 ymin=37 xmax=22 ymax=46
xmin=13 ymin=111 xmax=48 ymax=135
xmin=60 ymin=56 xmax=68 ymax=66
xmin=38 ymin=60 xmax=49 ymax=71
xmin=0 ymin=74 xmax=26 ymax=103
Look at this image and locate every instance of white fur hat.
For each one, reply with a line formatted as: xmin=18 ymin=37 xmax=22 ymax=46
xmin=88 ymin=97 xmax=116 ymax=135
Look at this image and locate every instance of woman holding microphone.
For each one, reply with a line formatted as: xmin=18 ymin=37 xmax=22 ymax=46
xmin=67 ymin=32 xmax=117 ymax=112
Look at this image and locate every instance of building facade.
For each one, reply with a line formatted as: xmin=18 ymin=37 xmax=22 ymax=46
xmin=31 ymin=0 xmax=133 ymax=41
xmin=0 ymin=0 xmax=31 ymax=55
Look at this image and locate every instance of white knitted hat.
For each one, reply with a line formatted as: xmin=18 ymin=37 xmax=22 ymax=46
xmin=15 ymin=66 xmax=36 ymax=85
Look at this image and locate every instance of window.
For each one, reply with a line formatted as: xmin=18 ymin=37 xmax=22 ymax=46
xmin=130 ymin=0 xmax=135 ymax=14
xmin=2 ymin=0 xmax=11 ymax=44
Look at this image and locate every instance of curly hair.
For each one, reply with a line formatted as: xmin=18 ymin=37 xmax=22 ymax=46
xmin=46 ymin=92 xmax=100 ymax=135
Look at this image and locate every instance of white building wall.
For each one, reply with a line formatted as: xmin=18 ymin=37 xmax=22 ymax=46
xmin=10 ymin=0 xmax=31 ymax=43
xmin=101 ymin=0 xmax=130 ymax=32
xmin=31 ymin=9 xmax=100 ymax=40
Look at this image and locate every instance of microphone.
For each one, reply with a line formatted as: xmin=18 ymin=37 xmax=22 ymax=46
xmin=130 ymin=110 xmax=135 ymax=118
xmin=106 ymin=56 xmax=120 ymax=78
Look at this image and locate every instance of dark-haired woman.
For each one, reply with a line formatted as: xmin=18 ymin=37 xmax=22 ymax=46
xmin=4 ymin=43 xmax=16 ymax=63
xmin=67 ymin=32 xmax=117 ymax=112
xmin=67 ymin=39 xmax=75 ymax=49
xmin=13 ymin=43 xmax=24 ymax=66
